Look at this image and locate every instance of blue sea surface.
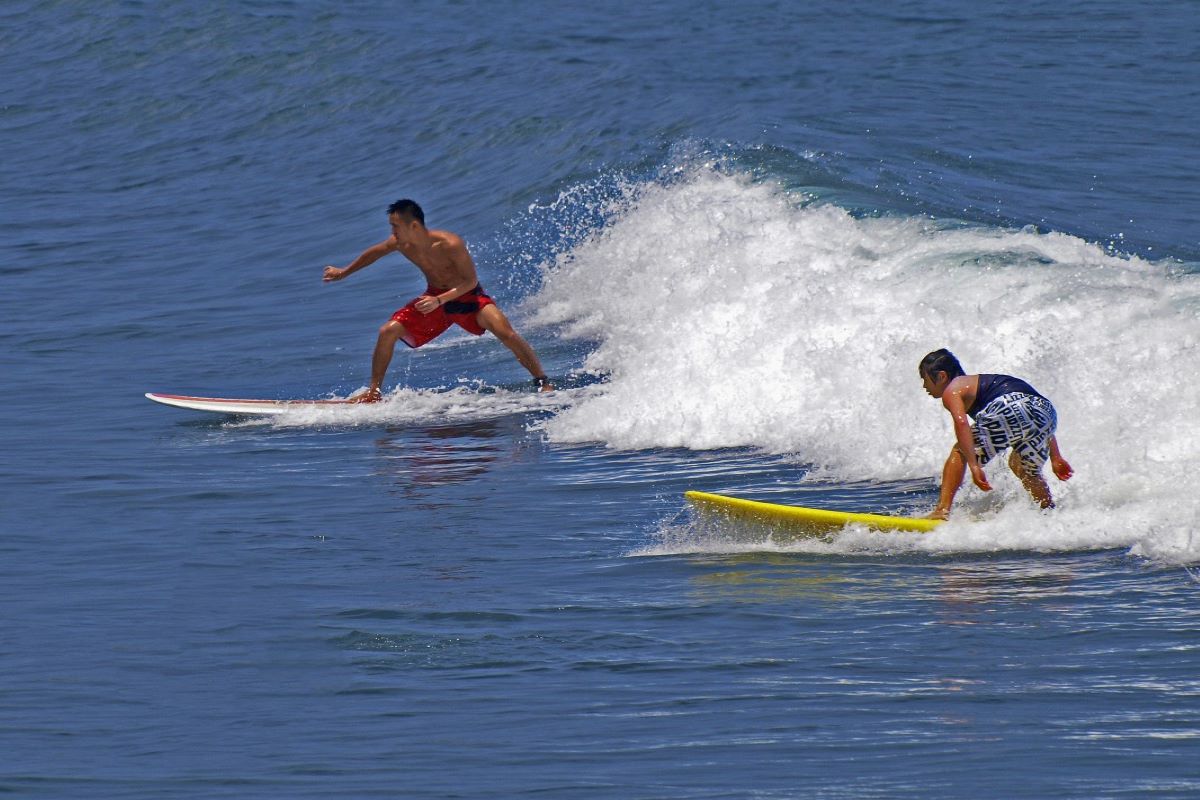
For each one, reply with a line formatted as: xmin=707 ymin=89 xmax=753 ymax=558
xmin=3 ymin=2 xmax=1199 ymax=798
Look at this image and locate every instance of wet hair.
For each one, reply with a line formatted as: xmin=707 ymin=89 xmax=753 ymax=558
xmin=919 ymin=348 xmax=965 ymax=380
xmin=386 ymin=198 xmax=425 ymax=226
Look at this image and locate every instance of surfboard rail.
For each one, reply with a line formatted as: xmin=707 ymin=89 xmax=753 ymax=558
xmin=145 ymin=392 xmax=352 ymax=415
xmin=685 ymin=490 xmax=941 ymax=534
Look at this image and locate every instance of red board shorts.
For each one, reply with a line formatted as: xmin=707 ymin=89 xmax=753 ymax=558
xmin=391 ymin=284 xmax=496 ymax=349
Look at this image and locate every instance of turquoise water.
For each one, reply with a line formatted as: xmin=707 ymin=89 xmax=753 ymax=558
xmin=3 ymin=2 xmax=1199 ymax=797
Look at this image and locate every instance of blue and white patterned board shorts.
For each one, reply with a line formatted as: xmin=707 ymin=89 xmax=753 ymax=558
xmin=972 ymin=393 xmax=1058 ymax=474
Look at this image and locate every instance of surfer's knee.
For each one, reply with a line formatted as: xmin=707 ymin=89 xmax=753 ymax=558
xmin=378 ymin=319 xmax=406 ymax=341
xmin=496 ymin=327 xmax=534 ymax=357
xmin=481 ymin=312 xmax=519 ymax=343
xmin=1008 ymin=450 xmax=1039 ymax=480
xmin=491 ymin=322 xmax=520 ymax=345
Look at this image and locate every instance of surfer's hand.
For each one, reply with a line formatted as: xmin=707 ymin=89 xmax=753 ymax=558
xmin=415 ymin=295 xmax=441 ymax=314
xmin=970 ymin=464 xmax=992 ymax=492
xmin=1051 ymin=456 xmax=1073 ymax=481
xmin=323 ymin=266 xmax=346 ymax=282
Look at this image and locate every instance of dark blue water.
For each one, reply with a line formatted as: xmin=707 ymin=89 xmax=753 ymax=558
xmin=3 ymin=2 xmax=1199 ymax=798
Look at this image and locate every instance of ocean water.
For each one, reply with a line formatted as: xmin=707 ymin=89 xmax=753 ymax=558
xmin=2 ymin=1 xmax=1199 ymax=798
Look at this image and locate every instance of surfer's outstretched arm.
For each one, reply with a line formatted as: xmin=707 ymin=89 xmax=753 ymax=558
xmin=323 ymin=239 xmax=394 ymax=282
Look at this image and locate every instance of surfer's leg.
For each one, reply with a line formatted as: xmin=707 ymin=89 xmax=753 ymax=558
xmin=1009 ymin=449 xmax=1054 ymax=509
xmin=1007 ymin=397 xmax=1056 ymax=508
xmin=475 ymin=305 xmax=553 ymax=390
xmin=354 ymin=319 xmax=407 ymax=402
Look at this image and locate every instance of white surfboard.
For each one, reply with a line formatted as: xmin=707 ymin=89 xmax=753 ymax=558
xmin=145 ymin=392 xmax=354 ymax=416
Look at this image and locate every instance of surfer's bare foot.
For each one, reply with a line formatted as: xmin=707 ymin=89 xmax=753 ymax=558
xmin=349 ymin=387 xmax=383 ymax=404
xmin=925 ymin=508 xmax=950 ymax=521
xmin=534 ymin=376 xmax=554 ymax=393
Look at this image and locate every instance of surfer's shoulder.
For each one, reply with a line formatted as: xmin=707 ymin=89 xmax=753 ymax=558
xmin=429 ymin=229 xmax=465 ymax=250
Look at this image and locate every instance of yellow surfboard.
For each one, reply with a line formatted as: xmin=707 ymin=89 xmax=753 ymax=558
xmin=685 ymin=490 xmax=941 ymax=535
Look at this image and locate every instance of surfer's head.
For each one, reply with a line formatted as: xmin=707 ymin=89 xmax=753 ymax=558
xmin=919 ymin=348 xmax=964 ymax=397
xmin=387 ymin=199 xmax=426 ymax=245
xmin=387 ymin=198 xmax=425 ymax=226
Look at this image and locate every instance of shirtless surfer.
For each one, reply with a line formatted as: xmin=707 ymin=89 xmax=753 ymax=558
xmin=323 ymin=199 xmax=553 ymax=402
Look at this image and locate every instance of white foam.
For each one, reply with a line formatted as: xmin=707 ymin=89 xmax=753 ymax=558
xmin=234 ymin=384 xmax=583 ymax=429
xmin=530 ymin=166 xmax=1200 ymax=564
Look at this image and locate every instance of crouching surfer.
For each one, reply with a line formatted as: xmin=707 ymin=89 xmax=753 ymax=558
xmin=323 ymin=199 xmax=553 ymax=401
xmin=918 ymin=348 xmax=1072 ymax=519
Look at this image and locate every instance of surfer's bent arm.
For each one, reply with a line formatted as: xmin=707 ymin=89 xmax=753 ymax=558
xmin=424 ymin=237 xmax=481 ymax=305
xmin=323 ymin=239 xmax=394 ymax=282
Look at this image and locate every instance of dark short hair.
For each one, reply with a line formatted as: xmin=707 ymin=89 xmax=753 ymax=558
xmin=919 ymin=348 xmax=965 ymax=379
xmin=387 ymin=199 xmax=425 ymax=225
